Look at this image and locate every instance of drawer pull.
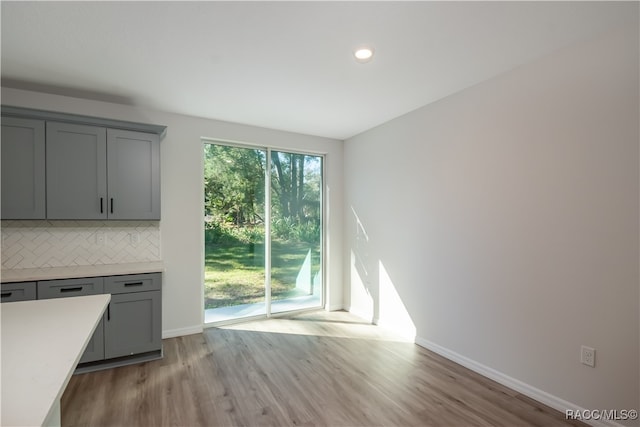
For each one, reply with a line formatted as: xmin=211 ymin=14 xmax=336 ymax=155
xmin=124 ymin=282 xmax=144 ymax=287
xmin=60 ymin=287 xmax=83 ymax=293
xmin=1 ymin=292 xmax=13 ymax=298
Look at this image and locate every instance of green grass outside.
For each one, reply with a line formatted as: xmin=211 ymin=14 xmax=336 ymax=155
xmin=204 ymin=239 xmax=321 ymax=310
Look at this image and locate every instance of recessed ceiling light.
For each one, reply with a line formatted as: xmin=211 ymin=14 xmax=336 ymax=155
xmin=354 ymin=47 xmax=374 ymax=63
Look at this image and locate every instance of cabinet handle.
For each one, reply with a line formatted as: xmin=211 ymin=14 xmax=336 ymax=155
xmin=124 ymin=282 xmax=144 ymax=287
xmin=60 ymin=287 xmax=83 ymax=293
xmin=110 ymin=198 xmax=114 ymax=214
xmin=107 ymin=304 xmax=111 ymax=321
xmin=100 ymin=197 xmax=104 ymax=214
xmin=1 ymin=292 xmax=12 ymax=299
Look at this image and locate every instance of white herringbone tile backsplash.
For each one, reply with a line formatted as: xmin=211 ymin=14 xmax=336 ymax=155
xmin=1 ymin=221 xmax=161 ymax=269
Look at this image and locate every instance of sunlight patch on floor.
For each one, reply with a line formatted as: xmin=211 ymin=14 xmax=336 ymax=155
xmin=219 ymin=310 xmax=414 ymax=343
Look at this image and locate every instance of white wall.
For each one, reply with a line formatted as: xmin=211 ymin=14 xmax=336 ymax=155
xmin=1 ymin=87 xmax=343 ymax=337
xmin=344 ymin=23 xmax=639 ymax=423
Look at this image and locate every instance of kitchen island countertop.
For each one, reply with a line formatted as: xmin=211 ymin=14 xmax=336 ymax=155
xmin=1 ymin=294 xmax=111 ymax=426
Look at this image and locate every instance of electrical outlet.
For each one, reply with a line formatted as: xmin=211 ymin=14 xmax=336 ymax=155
xmin=581 ymin=345 xmax=596 ymax=367
xmin=129 ymin=232 xmax=140 ymax=245
xmin=96 ymin=232 xmax=105 ymax=246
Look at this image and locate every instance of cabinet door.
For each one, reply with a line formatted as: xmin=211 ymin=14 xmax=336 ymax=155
xmin=1 ymin=117 xmax=46 ymax=219
xmin=1 ymin=282 xmax=37 ymax=302
xmin=105 ymin=290 xmax=161 ymax=359
xmin=46 ymin=122 xmax=107 ymax=219
xmin=38 ymin=277 xmax=105 ymax=363
xmin=107 ymin=129 xmax=160 ymax=220
xmin=78 ymin=316 xmax=105 ymax=364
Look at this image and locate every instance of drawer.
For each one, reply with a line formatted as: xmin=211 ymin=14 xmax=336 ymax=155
xmin=1 ymin=282 xmax=37 ymax=302
xmin=38 ymin=277 xmax=104 ymax=299
xmin=105 ymin=273 xmax=161 ymax=294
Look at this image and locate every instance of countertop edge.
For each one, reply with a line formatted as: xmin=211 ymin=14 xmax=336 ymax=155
xmin=0 ymin=261 xmax=164 ymax=283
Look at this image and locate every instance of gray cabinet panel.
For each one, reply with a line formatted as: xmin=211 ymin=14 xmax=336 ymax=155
xmin=104 ymin=273 xmax=161 ymax=295
xmin=11 ymin=272 xmax=163 ymax=368
xmin=37 ymin=277 xmax=105 ymax=363
xmin=105 ymin=290 xmax=161 ymax=359
xmin=1 ymin=117 xmax=46 ymax=219
xmin=46 ymin=122 xmax=107 ymax=219
xmin=1 ymin=282 xmax=37 ymax=302
xmin=107 ymin=129 xmax=160 ymax=220
xmin=38 ymin=277 xmax=104 ymax=299
xmin=2 ymin=113 xmax=161 ymax=220
xmin=78 ymin=316 xmax=105 ymax=364
xmin=2 ymin=106 xmax=167 ymax=136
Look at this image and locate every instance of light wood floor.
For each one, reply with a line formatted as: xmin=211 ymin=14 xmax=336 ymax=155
xmin=62 ymin=310 xmax=585 ymax=427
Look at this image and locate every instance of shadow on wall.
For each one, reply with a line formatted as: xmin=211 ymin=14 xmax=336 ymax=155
xmin=349 ymin=206 xmax=416 ymax=340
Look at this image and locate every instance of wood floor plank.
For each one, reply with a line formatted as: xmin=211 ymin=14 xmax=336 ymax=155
xmin=61 ymin=310 xmax=587 ymax=427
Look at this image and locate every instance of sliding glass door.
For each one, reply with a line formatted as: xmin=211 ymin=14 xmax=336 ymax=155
xmin=270 ymin=151 xmax=323 ymax=314
xmin=203 ymin=144 xmax=267 ymax=322
xmin=203 ymin=142 xmax=323 ymax=323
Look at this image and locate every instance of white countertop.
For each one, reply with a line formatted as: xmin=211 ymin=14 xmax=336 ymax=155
xmin=1 ymin=261 xmax=164 ymax=283
xmin=1 ymin=294 xmax=111 ymax=426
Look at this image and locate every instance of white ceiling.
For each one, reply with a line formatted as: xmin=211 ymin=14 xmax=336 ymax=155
xmin=1 ymin=1 xmax=637 ymax=140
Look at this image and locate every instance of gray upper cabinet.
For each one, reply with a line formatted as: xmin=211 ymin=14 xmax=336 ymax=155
xmin=46 ymin=122 xmax=108 ymax=219
xmin=107 ymin=129 xmax=160 ymax=220
xmin=1 ymin=117 xmax=46 ymax=219
xmin=45 ymin=122 xmax=160 ymax=220
xmin=2 ymin=106 xmax=164 ymax=220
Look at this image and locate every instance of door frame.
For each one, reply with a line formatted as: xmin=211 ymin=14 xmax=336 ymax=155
xmin=201 ymin=138 xmax=326 ymax=326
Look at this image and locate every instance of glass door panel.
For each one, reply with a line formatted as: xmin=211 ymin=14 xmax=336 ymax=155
xmin=270 ymin=151 xmax=323 ymax=314
xmin=203 ymin=144 xmax=267 ymax=323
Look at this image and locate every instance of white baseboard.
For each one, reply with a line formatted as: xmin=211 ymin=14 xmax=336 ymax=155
xmin=414 ymin=337 xmax=625 ymax=427
xmin=374 ymin=317 xmax=416 ymax=342
xmin=162 ymin=325 xmax=203 ymax=339
xmin=344 ymin=305 xmax=374 ymax=323
xmin=326 ymin=303 xmax=344 ymax=311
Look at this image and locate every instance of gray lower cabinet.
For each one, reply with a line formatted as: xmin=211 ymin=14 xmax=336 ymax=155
xmin=1 ymin=282 xmax=37 ymax=302
xmin=104 ymin=273 xmax=162 ymax=359
xmin=1 ymin=117 xmax=46 ymax=219
xmin=38 ymin=277 xmax=106 ymax=364
xmin=33 ymin=272 xmax=162 ymax=368
xmin=37 ymin=276 xmax=105 ymax=299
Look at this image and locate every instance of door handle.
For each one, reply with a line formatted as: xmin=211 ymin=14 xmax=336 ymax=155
xmin=124 ymin=282 xmax=144 ymax=287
